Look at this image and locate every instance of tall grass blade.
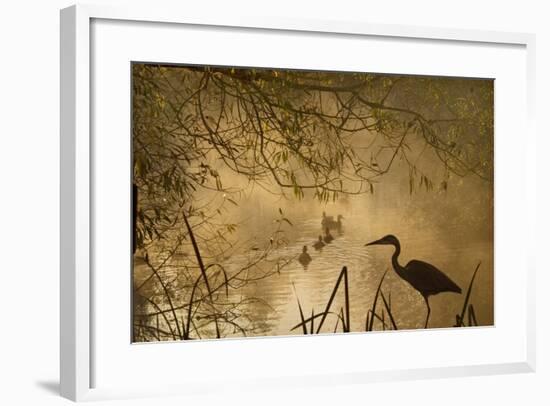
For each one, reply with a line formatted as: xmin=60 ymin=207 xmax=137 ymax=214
xmin=290 ymin=312 xmax=328 ymax=332
xmin=368 ymin=310 xmax=390 ymax=329
xmin=315 ymin=267 xmax=347 ymax=334
xmin=339 ymin=308 xmax=346 ymax=332
xmin=143 ymin=296 xmax=177 ymax=339
xmin=182 ymin=211 xmax=220 ymax=338
xmin=457 ymin=262 xmax=481 ymax=327
xmin=468 ymin=304 xmax=478 ymax=326
xmin=343 ymin=266 xmax=350 ymax=333
xmin=380 ymin=290 xmax=398 ymax=330
xmin=143 ymin=259 xmax=182 ymax=339
xmin=293 ymin=282 xmax=308 ymax=335
xmin=185 ymin=273 xmax=203 ymax=339
xmin=368 ymin=270 xmax=387 ymax=331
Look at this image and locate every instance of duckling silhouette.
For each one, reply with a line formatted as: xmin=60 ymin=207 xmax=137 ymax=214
xmin=323 ymin=228 xmax=334 ymax=244
xmin=313 ymin=235 xmax=325 ymax=251
xmin=298 ymin=245 xmax=312 ymax=268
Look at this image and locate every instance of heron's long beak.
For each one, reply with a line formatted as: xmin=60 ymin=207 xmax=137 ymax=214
xmin=365 ymin=238 xmax=384 ymax=246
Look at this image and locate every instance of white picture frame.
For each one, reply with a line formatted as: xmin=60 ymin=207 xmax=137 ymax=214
xmin=60 ymin=4 xmax=536 ymax=402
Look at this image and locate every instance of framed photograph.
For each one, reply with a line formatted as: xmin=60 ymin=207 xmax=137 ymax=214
xmin=60 ymin=4 xmax=536 ymax=401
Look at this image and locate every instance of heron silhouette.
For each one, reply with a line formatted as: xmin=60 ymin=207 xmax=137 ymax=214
xmin=365 ymin=234 xmax=462 ymax=328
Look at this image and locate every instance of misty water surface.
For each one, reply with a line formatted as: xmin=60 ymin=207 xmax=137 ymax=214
xmin=135 ymin=193 xmax=493 ymax=338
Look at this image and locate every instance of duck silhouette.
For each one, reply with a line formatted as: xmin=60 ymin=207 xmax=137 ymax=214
xmin=321 ymin=212 xmax=332 ymax=226
xmin=313 ymin=235 xmax=325 ymax=250
xmin=322 ymin=213 xmax=344 ymax=231
xmin=298 ymin=245 xmax=312 ymax=268
xmin=323 ymin=228 xmax=334 ymax=244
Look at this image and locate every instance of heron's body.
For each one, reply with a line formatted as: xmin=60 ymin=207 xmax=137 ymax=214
xmin=366 ymin=234 xmax=461 ymax=328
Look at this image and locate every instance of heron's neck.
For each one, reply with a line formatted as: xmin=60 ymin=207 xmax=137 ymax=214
xmin=391 ymin=242 xmax=404 ymax=276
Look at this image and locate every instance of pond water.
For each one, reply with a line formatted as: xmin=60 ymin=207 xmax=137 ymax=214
xmin=134 ymin=204 xmax=494 ymax=341
xmin=221 ymin=210 xmax=494 ymax=337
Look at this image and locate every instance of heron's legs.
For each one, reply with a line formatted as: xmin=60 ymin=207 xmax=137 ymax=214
xmin=423 ymin=296 xmax=431 ymax=329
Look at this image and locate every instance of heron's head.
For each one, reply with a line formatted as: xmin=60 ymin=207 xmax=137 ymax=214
xmin=365 ymin=234 xmax=399 ymax=247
